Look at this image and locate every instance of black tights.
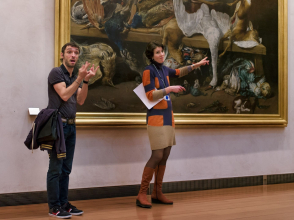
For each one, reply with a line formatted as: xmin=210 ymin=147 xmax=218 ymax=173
xmin=145 ymin=146 xmax=172 ymax=169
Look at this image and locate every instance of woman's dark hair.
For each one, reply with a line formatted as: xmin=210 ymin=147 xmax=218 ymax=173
xmin=145 ymin=41 xmax=165 ymax=61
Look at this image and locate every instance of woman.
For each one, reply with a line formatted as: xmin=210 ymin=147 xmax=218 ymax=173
xmin=136 ymin=41 xmax=209 ymax=208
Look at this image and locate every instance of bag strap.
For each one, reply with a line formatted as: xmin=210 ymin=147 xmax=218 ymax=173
xmin=31 ymin=123 xmax=35 ymax=153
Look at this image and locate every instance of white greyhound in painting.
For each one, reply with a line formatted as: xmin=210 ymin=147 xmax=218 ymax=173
xmin=174 ymin=0 xmax=260 ymax=89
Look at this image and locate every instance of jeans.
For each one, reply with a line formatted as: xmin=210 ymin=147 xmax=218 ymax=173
xmin=47 ymin=123 xmax=76 ymax=208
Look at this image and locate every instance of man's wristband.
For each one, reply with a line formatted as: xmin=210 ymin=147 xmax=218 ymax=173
xmin=75 ymin=80 xmax=81 ymax=85
xmin=83 ymin=80 xmax=89 ymax=84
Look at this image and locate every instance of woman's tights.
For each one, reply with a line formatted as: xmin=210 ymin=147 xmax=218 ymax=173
xmin=145 ymin=146 xmax=172 ymax=169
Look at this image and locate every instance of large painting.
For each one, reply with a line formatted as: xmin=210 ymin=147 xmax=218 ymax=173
xmin=55 ymin=0 xmax=287 ymax=126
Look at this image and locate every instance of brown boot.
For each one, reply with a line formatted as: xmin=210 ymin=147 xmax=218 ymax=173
xmin=136 ymin=167 xmax=154 ymax=208
xmin=151 ymin=165 xmax=173 ymax=204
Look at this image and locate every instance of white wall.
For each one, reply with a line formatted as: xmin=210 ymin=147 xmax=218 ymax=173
xmin=0 ymin=0 xmax=293 ymax=194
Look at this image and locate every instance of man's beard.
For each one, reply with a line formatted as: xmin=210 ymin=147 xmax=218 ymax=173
xmin=64 ymin=59 xmax=75 ymax=68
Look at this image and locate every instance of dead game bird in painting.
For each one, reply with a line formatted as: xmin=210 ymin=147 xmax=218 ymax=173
xmin=76 ymin=42 xmax=116 ymax=87
xmin=71 ymin=1 xmax=89 ymax=24
xmin=181 ymin=80 xmax=191 ymax=95
xmin=233 ymin=96 xmax=251 ymax=114
xmin=82 ymin=0 xmax=141 ymax=73
xmin=219 ymin=0 xmax=261 ymax=57
xmin=187 ymin=102 xmax=197 ymax=108
xmin=141 ymin=0 xmax=174 ymax=28
xmin=191 ymin=79 xmax=207 ymax=96
xmin=94 ymin=97 xmax=116 ymax=110
xmin=82 ymin=0 xmax=105 ymax=29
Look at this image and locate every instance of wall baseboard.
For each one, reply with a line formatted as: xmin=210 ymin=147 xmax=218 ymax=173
xmin=1 ymin=173 xmax=294 ymax=207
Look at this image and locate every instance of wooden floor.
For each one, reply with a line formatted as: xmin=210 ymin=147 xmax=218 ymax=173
xmin=1 ymin=183 xmax=294 ymax=220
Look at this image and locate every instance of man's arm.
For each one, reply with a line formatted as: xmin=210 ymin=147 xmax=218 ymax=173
xmin=53 ymin=62 xmax=90 ymax=102
xmin=53 ymin=77 xmax=83 ymax=102
xmin=76 ymin=86 xmax=87 ymax=105
xmin=77 ymin=64 xmax=99 ymax=105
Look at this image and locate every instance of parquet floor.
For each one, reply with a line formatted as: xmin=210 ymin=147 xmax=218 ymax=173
xmin=1 ymin=183 xmax=294 ymax=220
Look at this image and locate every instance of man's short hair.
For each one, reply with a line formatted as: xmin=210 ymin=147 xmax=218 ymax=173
xmin=60 ymin=42 xmax=80 ymax=62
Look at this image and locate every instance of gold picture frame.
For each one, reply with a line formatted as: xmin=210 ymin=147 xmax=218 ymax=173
xmin=55 ymin=0 xmax=288 ymax=126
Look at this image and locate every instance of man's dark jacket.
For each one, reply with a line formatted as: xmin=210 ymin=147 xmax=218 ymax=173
xmin=24 ymin=108 xmax=66 ymax=159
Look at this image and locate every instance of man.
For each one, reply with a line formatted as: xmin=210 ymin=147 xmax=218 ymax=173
xmin=46 ymin=42 xmax=98 ymax=218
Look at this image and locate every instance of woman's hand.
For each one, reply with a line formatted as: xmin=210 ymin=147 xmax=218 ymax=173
xmin=165 ymin=86 xmax=186 ymax=94
xmin=192 ymin=57 xmax=209 ymax=70
xmin=198 ymin=57 xmax=209 ymax=66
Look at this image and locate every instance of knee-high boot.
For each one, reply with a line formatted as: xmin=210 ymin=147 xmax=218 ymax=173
xmin=151 ymin=165 xmax=173 ymax=204
xmin=136 ymin=167 xmax=154 ymax=208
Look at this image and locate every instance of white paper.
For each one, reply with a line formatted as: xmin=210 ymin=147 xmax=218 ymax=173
xmin=28 ymin=108 xmax=40 ymax=115
xmin=133 ymin=83 xmax=163 ymax=110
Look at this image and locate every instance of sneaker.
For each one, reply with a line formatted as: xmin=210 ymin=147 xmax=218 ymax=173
xmin=49 ymin=206 xmax=72 ymax=219
xmin=62 ymin=202 xmax=84 ymax=216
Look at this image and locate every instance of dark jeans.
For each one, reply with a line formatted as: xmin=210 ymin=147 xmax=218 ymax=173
xmin=47 ymin=123 xmax=76 ymax=208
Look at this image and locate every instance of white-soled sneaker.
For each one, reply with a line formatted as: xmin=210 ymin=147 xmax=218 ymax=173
xmin=62 ymin=202 xmax=83 ymax=216
xmin=49 ymin=206 xmax=71 ymax=219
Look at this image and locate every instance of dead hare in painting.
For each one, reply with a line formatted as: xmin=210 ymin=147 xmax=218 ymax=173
xmin=219 ymin=0 xmax=260 ymax=57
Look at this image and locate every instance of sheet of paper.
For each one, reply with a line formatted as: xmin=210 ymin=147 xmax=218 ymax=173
xmin=133 ymin=83 xmax=163 ymax=110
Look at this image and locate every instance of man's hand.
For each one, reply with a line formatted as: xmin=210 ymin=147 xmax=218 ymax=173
xmin=76 ymin=63 xmax=99 ymax=105
xmin=78 ymin=61 xmax=91 ymax=79
xmin=85 ymin=64 xmax=100 ymax=81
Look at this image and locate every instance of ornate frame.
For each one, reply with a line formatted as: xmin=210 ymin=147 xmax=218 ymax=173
xmin=55 ymin=0 xmax=288 ymax=126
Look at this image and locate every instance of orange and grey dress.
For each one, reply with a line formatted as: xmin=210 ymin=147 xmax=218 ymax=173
xmin=142 ymin=61 xmax=192 ymax=150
